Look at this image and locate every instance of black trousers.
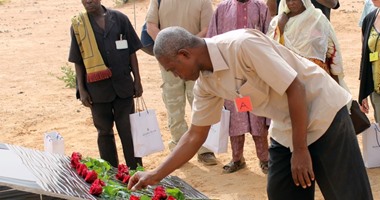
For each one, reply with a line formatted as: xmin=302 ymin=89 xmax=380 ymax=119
xmin=267 ymin=107 xmax=373 ymax=200
xmin=90 ymin=96 xmax=142 ymax=169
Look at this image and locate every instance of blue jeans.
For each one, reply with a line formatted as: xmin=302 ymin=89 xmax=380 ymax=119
xmin=267 ymin=107 xmax=373 ymax=200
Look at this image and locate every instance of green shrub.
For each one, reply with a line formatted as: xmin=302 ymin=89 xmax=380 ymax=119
xmin=0 ymin=0 xmax=9 ymax=5
xmin=57 ymin=65 xmax=76 ymax=88
xmin=114 ymin=0 xmax=128 ymax=6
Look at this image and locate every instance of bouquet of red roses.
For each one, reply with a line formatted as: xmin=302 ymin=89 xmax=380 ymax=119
xmin=70 ymin=152 xmax=184 ymax=200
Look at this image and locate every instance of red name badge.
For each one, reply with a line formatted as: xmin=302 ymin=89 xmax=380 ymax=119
xmin=234 ymin=96 xmax=253 ymax=112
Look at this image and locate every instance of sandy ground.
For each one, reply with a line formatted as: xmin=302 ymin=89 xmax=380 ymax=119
xmin=0 ymin=0 xmax=379 ymax=199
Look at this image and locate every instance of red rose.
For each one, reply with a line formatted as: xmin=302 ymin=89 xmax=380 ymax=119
xmin=84 ymin=170 xmax=98 ymax=183
xmin=153 ymin=186 xmax=167 ymax=199
xmin=70 ymin=158 xmax=80 ymax=169
xmin=93 ymin=178 xmax=105 ymax=186
xmin=115 ymin=172 xmax=125 ymax=181
xmin=122 ymin=174 xmax=131 ymax=184
xmin=154 ymin=186 xmax=165 ymax=193
xmin=167 ymin=196 xmax=176 ymax=200
xmin=81 ymin=168 xmax=88 ymax=178
xmin=76 ymin=163 xmax=84 ymax=174
xmin=71 ymin=152 xmax=82 ymax=160
xmin=77 ymin=163 xmax=88 ymax=177
xmin=129 ymin=195 xmax=140 ymax=200
xmin=89 ymin=180 xmax=103 ymax=196
xmin=117 ymin=163 xmax=129 ymax=174
xmin=116 ymin=164 xmax=131 ymax=184
xmin=70 ymin=152 xmax=82 ymax=169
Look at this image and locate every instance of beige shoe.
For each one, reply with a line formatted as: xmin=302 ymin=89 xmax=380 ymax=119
xmin=260 ymin=161 xmax=269 ymax=174
xmin=197 ymin=152 xmax=217 ymax=166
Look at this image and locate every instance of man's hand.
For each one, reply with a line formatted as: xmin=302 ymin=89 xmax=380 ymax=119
xmin=127 ymin=171 xmax=160 ymax=191
xmin=360 ymin=98 xmax=370 ymax=114
xmin=134 ymin=81 xmax=143 ymax=98
xmin=291 ymin=148 xmax=315 ymax=188
xmin=79 ymin=90 xmax=92 ymax=107
xmin=127 ymin=124 xmax=211 ymax=191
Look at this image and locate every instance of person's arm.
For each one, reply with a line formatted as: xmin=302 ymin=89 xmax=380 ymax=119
xmin=129 ymin=53 xmax=143 ymax=97
xmin=146 ymin=22 xmax=160 ymax=41
xmin=277 ymin=13 xmax=289 ymax=35
xmin=74 ymin=63 xmax=92 ymax=107
xmin=315 ymin=0 xmax=338 ymax=8
xmin=262 ymin=5 xmax=272 ymax=34
xmin=326 ymin=33 xmax=342 ymax=84
xmin=286 ymin=77 xmax=315 ymax=188
xmin=127 ymin=124 xmax=211 ymax=190
xmin=266 ymin=0 xmax=278 ymax=17
xmin=196 ymin=26 xmax=209 ymax=38
xmin=198 ymin=0 xmax=213 ymax=38
xmin=206 ymin=8 xmax=218 ymax=38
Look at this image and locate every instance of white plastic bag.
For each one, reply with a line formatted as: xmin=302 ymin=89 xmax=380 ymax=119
xmin=44 ymin=131 xmax=64 ymax=155
xmin=203 ymin=109 xmax=230 ymax=154
xmin=130 ymin=109 xmax=164 ymax=157
xmin=362 ymin=123 xmax=380 ymax=168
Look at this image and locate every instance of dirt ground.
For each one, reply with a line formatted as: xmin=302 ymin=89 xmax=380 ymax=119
xmin=0 ymin=0 xmax=379 ymax=199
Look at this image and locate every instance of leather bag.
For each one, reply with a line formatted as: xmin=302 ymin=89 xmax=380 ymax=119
xmin=350 ymin=100 xmax=371 ymax=134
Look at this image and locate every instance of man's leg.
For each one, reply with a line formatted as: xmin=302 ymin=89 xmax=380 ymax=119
xmin=267 ymin=138 xmax=315 ymax=200
xmin=224 ymin=99 xmax=250 ymax=164
xmin=252 ymin=135 xmax=269 ymax=173
xmin=309 ymin=107 xmax=373 ymax=200
xmin=160 ymin=68 xmax=189 ymax=150
xmin=91 ymin=102 xmax=118 ymax=167
xmin=230 ymin=135 xmax=245 ymax=162
xmin=113 ymin=96 xmax=142 ymax=170
xmin=160 ymin=68 xmax=215 ymax=164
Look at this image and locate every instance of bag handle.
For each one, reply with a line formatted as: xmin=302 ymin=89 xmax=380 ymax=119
xmin=374 ymin=124 xmax=380 ymax=147
xmin=135 ymin=97 xmax=148 ymax=113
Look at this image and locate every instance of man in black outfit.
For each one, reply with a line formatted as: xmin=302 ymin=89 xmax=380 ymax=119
xmin=68 ymin=0 xmax=143 ymax=169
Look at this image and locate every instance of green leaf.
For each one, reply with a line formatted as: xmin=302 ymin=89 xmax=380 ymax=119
xmin=166 ymin=188 xmax=185 ymax=200
xmin=129 ymin=164 xmax=145 ymax=176
xmin=140 ymin=195 xmax=152 ymax=200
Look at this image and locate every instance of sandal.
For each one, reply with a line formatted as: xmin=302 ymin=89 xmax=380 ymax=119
xmin=222 ymin=159 xmax=246 ymax=174
xmin=260 ymin=161 xmax=269 ymax=174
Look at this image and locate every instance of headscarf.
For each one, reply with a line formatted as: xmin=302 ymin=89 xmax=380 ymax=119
xmin=267 ymin=0 xmax=351 ymax=108
xmin=267 ymin=0 xmax=338 ymax=63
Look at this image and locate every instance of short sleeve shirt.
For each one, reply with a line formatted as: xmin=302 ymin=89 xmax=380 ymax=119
xmin=145 ymin=0 xmax=213 ymax=34
xmin=68 ymin=7 xmax=142 ymax=102
xmin=191 ymin=29 xmax=351 ymax=150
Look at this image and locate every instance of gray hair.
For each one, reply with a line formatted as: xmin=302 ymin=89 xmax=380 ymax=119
xmin=153 ymin=26 xmax=201 ymax=59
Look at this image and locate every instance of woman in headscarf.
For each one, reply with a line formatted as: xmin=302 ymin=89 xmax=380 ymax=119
xmin=267 ymin=0 xmax=350 ymax=93
xmin=359 ymin=1 xmax=380 ymax=121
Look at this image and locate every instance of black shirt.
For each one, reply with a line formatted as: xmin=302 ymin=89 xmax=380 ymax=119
xmin=68 ymin=7 xmax=142 ymax=103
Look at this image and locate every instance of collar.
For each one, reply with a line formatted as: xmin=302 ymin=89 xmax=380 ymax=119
xmin=204 ymin=38 xmax=229 ymax=74
xmin=233 ymin=0 xmax=251 ymax=5
xmin=88 ymin=6 xmax=115 ymax=37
